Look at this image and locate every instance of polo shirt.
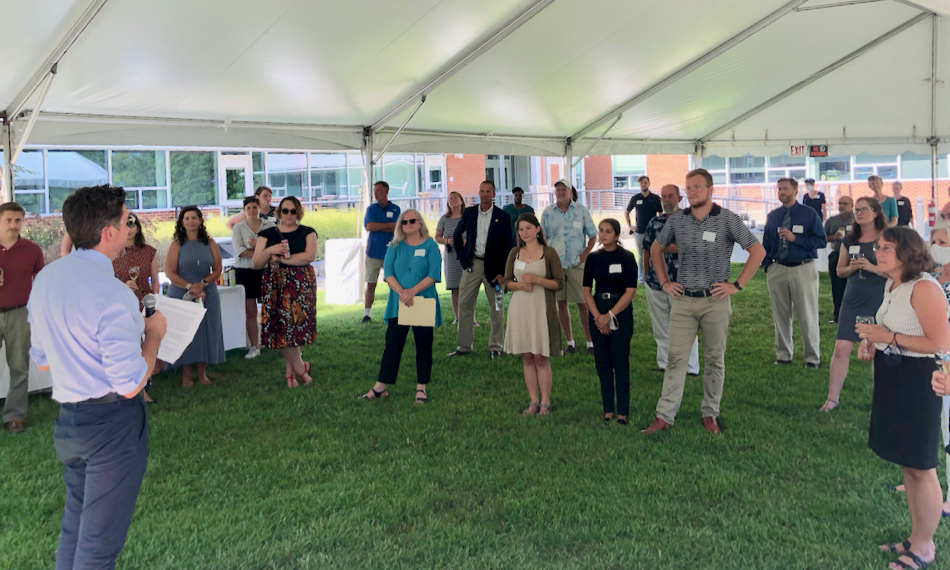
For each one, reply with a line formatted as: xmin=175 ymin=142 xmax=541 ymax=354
xmin=655 ymin=203 xmax=758 ymax=289
xmin=0 ymin=236 xmax=44 ymax=308
xmin=626 ymin=192 xmax=663 ymax=232
xmin=823 ymin=213 xmax=854 ymax=253
xmin=641 ymin=213 xmax=680 ymax=291
xmin=761 ymin=202 xmax=827 ymax=272
xmin=895 ymin=196 xmax=913 ymax=226
xmin=363 ymin=201 xmax=401 ymax=260
xmin=582 ymin=247 xmax=637 ymax=295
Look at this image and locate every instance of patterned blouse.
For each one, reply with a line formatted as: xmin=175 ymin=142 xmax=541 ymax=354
xmin=113 ymin=245 xmax=156 ymax=310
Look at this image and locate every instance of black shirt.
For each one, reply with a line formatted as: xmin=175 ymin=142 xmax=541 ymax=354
xmin=626 ymin=192 xmax=663 ymax=232
xmin=895 ymin=197 xmax=913 ymax=226
xmin=259 ymin=225 xmax=317 ymax=255
xmin=583 ymin=247 xmax=638 ymax=295
xmin=802 ymin=192 xmax=826 ymax=221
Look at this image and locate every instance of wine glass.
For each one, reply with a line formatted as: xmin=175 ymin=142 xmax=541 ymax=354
xmin=855 ymin=315 xmax=875 ymax=326
xmin=857 ymin=253 xmax=866 ymax=279
xmin=128 ymin=266 xmax=140 ymax=281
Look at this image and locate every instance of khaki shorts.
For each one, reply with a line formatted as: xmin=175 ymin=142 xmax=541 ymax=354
xmin=365 ymin=256 xmax=385 ymax=283
xmin=555 ymin=263 xmax=585 ymax=303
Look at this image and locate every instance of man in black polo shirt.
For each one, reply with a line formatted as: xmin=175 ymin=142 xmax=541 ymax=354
xmin=624 ymin=176 xmax=662 ymax=283
xmin=641 ymin=168 xmax=765 ymax=435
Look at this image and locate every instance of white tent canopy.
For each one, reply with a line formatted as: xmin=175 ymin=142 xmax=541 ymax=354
xmin=3 ymin=0 xmax=949 ymax=194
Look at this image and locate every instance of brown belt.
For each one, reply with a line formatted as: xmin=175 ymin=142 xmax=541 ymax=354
xmin=0 ymin=304 xmax=25 ymax=313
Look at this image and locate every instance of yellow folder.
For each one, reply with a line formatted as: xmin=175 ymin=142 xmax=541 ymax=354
xmin=397 ymin=297 xmax=436 ymax=327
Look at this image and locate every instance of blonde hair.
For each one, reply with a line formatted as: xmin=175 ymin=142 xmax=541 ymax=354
xmin=444 ymin=192 xmax=464 ymax=217
xmin=930 ymin=221 xmax=950 ymax=246
xmin=391 ymin=209 xmax=430 ymax=246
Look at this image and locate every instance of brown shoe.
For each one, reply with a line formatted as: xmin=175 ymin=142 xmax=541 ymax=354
xmin=5 ymin=420 xmax=25 ymax=434
xmin=640 ymin=417 xmax=671 ymax=434
xmin=702 ymin=416 xmax=721 ymax=434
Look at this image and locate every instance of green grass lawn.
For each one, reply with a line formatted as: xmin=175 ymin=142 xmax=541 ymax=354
xmin=1 ymin=265 xmax=946 ymax=569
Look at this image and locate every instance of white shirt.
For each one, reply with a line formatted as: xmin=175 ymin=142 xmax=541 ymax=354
xmin=232 ymin=218 xmax=275 ymax=269
xmin=475 ymin=205 xmax=493 ymax=257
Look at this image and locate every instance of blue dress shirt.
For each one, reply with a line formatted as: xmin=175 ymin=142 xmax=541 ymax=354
xmin=540 ymin=202 xmax=597 ymax=269
xmin=363 ymin=202 xmax=401 ymax=260
xmin=381 ymin=239 xmax=443 ymax=327
xmin=761 ymin=202 xmax=828 ymax=272
xmin=28 ymin=249 xmax=148 ymax=403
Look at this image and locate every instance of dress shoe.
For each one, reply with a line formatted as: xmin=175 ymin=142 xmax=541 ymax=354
xmin=655 ymin=367 xmax=666 ymax=372
xmin=360 ymin=315 xmax=372 ymax=324
xmin=563 ymin=344 xmax=577 ymax=354
xmin=447 ymin=350 xmax=471 ymax=357
xmin=702 ymin=416 xmax=721 ymax=434
xmin=774 ymin=359 xmax=792 ymax=365
xmin=5 ymin=420 xmax=24 ymax=434
xmin=489 ymin=350 xmax=502 ymax=359
xmin=804 ymin=362 xmax=820 ymax=369
xmin=640 ymin=417 xmax=671 ymax=434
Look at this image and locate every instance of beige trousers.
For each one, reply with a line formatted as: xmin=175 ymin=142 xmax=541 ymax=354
xmin=456 ymin=259 xmax=504 ymax=353
xmin=766 ymin=262 xmax=820 ymax=365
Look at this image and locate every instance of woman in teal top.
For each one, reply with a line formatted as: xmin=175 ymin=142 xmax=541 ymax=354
xmin=363 ymin=209 xmax=442 ymax=404
xmin=869 ymin=175 xmax=899 ymax=227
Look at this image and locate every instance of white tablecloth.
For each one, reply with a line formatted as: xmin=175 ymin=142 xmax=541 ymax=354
xmin=0 ymin=349 xmax=52 ymax=395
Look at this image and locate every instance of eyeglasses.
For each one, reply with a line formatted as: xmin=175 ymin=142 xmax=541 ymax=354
xmin=854 ymin=206 xmax=874 ymax=214
xmin=401 ymin=219 xmax=418 ymax=226
xmin=280 ymin=208 xmax=297 ymax=215
xmin=872 ymin=244 xmax=897 ymax=254
xmin=126 ymin=216 xmax=135 ymax=228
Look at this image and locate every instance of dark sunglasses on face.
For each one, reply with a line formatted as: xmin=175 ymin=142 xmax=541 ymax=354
xmin=401 ymin=218 xmax=418 ymax=226
xmin=281 ymin=208 xmax=297 ymax=215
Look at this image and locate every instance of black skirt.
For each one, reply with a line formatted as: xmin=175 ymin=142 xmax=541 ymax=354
xmin=869 ymin=352 xmax=941 ymax=470
xmin=234 ymin=267 xmax=264 ymax=299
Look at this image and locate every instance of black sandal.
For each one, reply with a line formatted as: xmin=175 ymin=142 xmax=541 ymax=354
xmin=881 ymin=541 xmax=912 ymax=554
xmin=362 ymin=387 xmax=388 ymax=400
xmin=891 ymin=552 xmax=933 ymax=570
xmin=415 ymin=389 xmax=428 ymax=404
xmin=616 ymin=417 xmax=629 ymax=426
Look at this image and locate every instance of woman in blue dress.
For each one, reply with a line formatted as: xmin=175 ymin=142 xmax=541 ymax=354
xmin=165 ymin=206 xmax=226 ymax=387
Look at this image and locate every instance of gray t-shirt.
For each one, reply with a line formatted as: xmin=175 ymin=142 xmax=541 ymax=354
xmin=823 ymin=213 xmax=854 ymax=253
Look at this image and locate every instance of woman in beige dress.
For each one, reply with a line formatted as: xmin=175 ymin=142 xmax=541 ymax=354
xmin=503 ymin=213 xmax=564 ymax=416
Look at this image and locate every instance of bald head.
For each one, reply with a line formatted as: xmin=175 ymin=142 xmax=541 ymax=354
xmin=660 ymin=184 xmax=681 ymax=214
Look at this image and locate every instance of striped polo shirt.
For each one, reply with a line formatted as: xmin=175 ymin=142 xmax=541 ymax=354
xmin=655 ymin=203 xmax=758 ymax=289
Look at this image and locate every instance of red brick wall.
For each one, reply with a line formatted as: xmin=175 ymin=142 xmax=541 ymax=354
xmin=446 ymin=154 xmax=486 ymax=201
xmin=646 ymin=155 xmax=690 ymax=190
xmin=583 ymin=156 xmax=612 ymax=190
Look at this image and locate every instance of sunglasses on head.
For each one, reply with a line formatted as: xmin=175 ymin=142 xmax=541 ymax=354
xmin=401 ymin=218 xmax=418 ymax=226
xmin=125 ymin=215 xmax=135 ymax=228
xmin=281 ymin=208 xmax=297 ymax=215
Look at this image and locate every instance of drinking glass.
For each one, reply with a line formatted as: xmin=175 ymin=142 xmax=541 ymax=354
xmin=129 ymin=266 xmax=140 ymax=281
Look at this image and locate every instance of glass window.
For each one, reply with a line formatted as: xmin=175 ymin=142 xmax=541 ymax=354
xmin=614 ymin=176 xmax=630 ymax=189
xmin=252 ymin=152 xmax=265 ymax=188
xmin=112 ymin=151 xmax=166 ymax=187
xmin=767 ymin=155 xmax=806 ymax=168
xmin=48 ymin=150 xmax=108 ymax=212
xmin=266 ymin=153 xmax=306 ymax=198
xmin=309 ymin=153 xmax=346 ymax=199
xmin=14 ymin=192 xmax=45 ymax=214
xmin=347 ymin=152 xmax=365 ymax=196
xmin=141 ymin=189 xmax=168 ymax=209
xmin=855 ymin=153 xmax=898 ymax=164
xmin=728 ymin=155 xmax=765 ymax=184
xmin=703 ymin=155 xmax=727 ymax=170
xmin=818 ymin=157 xmax=851 ymax=181
xmin=382 ymin=154 xmax=416 ymax=198
xmin=613 ymin=155 xmax=647 ymax=176
xmin=728 ymin=156 xmax=765 ymax=169
xmin=901 ymin=151 xmax=949 ymax=179
xmin=878 ymin=165 xmax=899 ymax=180
xmin=14 ymin=150 xmax=44 ymax=191
xmin=170 ymin=151 xmax=215 ymax=206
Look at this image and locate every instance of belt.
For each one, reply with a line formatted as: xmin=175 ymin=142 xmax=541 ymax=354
xmin=774 ymin=258 xmax=815 ymax=268
xmin=598 ymin=292 xmax=621 ymax=299
xmin=0 ymin=304 xmax=25 ymax=313
xmin=682 ymin=288 xmax=713 ymax=298
xmin=76 ymin=393 xmax=121 ymax=405
xmin=475 ymin=256 xmax=485 ymax=260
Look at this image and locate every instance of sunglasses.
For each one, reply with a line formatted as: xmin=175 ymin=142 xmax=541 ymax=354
xmin=280 ymin=208 xmax=297 ymax=215
xmin=126 ymin=216 xmax=136 ymax=228
xmin=401 ymin=218 xmax=418 ymax=226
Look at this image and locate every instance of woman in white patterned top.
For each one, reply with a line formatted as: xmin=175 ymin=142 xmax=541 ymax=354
xmin=856 ymin=227 xmax=950 ymax=570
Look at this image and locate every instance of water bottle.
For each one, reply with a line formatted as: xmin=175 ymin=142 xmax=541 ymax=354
xmin=493 ymin=283 xmax=504 ymax=312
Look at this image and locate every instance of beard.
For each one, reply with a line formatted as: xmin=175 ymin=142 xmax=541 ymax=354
xmin=688 ymin=196 xmax=708 ymax=209
xmin=662 ymin=203 xmax=677 ymax=214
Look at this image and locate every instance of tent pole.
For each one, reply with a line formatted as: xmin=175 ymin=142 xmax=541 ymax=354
xmin=573 ymin=114 xmax=622 ymax=169
xmin=693 ymin=144 xmax=704 ymax=169
xmin=361 ymin=129 xmax=374 ymax=238
xmin=931 ymin=13 xmax=939 ymax=203
xmin=374 ymin=96 xmax=425 ymax=165
xmin=10 ymin=68 xmax=56 ymax=165
xmin=2 ymin=120 xmax=13 ymax=203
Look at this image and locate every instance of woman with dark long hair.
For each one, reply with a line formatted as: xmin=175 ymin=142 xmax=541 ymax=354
xmin=253 ymin=196 xmax=317 ymax=388
xmin=583 ymin=218 xmax=637 ymax=424
xmin=503 ymin=213 xmax=564 ymax=416
xmin=820 ymin=196 xmax=887 ymax=411
xmin=165 ymin=206 xmax=226 ymax=387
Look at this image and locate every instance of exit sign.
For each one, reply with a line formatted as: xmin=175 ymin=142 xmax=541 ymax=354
xmin=790 ymin=145 xmax=806 ymax=157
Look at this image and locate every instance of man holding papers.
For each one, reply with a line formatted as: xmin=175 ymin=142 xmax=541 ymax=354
xmin=362 ymin=209 xmax=441 ymax=404
xmin=27 ymin=185 xmax=167 ymax=570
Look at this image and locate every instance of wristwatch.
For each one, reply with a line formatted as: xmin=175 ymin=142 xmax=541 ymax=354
xmin=200 ymin=278 xmax=209 ymax=286
xmin=733 ymin=281 xmax=743 ymax=291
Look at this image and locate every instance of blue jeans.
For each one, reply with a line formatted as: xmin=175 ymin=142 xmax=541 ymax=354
xmin=53 ymin=395 xmax=148 ymax=570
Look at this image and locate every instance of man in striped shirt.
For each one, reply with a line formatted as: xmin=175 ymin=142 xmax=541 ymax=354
xmin=641 ymin=168 xmax=766 ymax=435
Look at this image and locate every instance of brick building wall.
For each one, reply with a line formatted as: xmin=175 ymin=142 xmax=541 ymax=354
xmin=645 ymin=155 xmax=691 ymax=190
xmin=446 ymin=154 xmax=486 ymax=201
xmin=583 ymin=156 xmax=612 ymax=190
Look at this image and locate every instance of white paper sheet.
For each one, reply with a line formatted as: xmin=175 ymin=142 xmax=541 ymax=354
xmin=153 ymin=296 xmax=207 ymax=363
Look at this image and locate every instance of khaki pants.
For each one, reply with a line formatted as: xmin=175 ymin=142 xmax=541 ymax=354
xmin=1 ymin=307 xmax=31 ymax=423
xmin=766 ymin=262 xmax=820 ymax=365
xmin=644 ymin=287 xmax=700 ymax=374
xmin=456 ymin=259 xmax=504 ymax=353
xmin=633 ymin=233 xmax=646 ymax=283
xmin=656 ymin=296 xmax=732 ymax=424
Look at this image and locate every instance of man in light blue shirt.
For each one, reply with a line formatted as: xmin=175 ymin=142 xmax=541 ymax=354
xmin=541 ymin=179 xmax=597 ymax=354
xmin=28 ymin=184 xmax=166 ymax=570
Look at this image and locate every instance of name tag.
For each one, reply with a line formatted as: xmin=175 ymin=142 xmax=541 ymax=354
xmin=897 ymin=200 xmax=905 ymax=206
xmin=609 ymin=264 xmax=622 ymax=274
xmin=386 ymin=211 xmax=394 ymax=218
xmin=846 ymin=225 xmax=852 ymax=231
xmin=515 ymin=260 xmax=526 ymax=270
xmin=848 ymin=245 xmax=861 ymax=255
xmin=792 ymin=225 xmax=803 ymax=234
xmin=414 ymin=249 xmax=425 ymax=257
xmin=573 ymin=221 xmax=583 ymax=229
xmin=702 ymin=231 xmax=716 ymax=242
xmin=635 ymin=199 xmax=642 ymax=205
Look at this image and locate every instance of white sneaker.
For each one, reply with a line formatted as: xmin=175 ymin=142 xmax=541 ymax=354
xmin=245 ymin=346 xmax=260 ymax=359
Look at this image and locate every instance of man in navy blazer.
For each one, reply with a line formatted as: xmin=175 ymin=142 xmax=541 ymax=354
xmin=450 ymin=180 xmax=513 ymax=358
